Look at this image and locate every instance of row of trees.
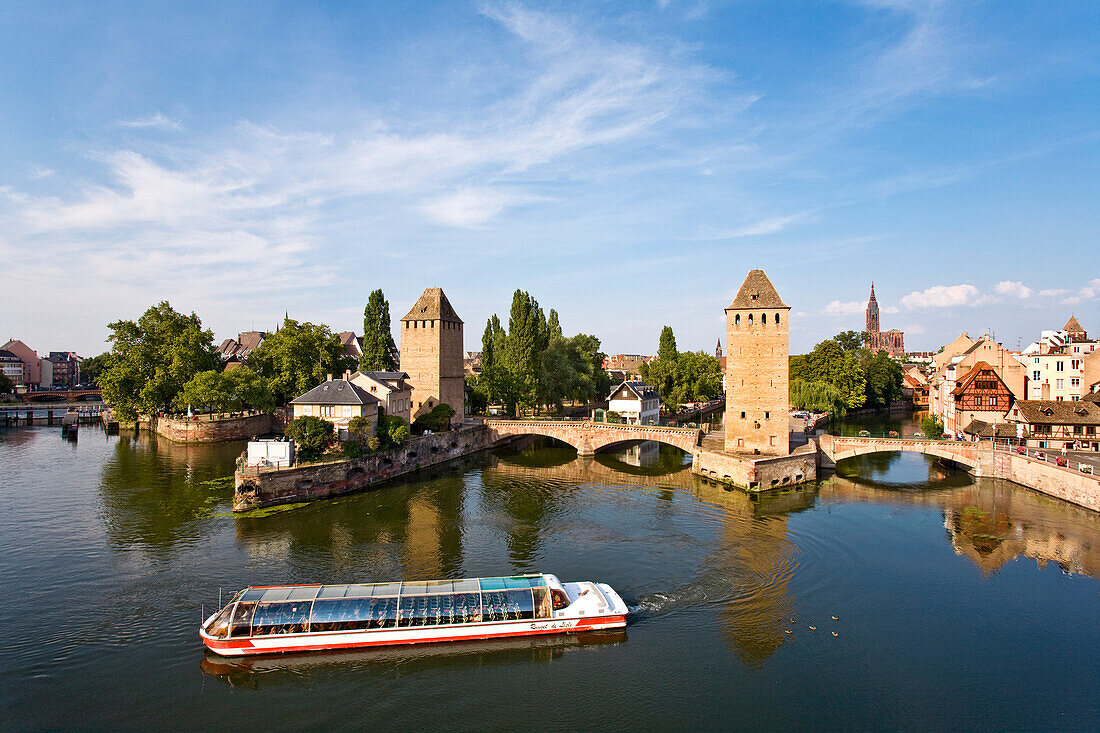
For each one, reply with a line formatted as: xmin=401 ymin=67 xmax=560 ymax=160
xmin=471 ymin=290 xmax=611 ymax=416
xmin=788 ymin=330 xmax=903 ymax=415
xmin=98 ymin=294 xmax=401 ymax=421
xmin=638 ymin=326 xmax=722 ymax=406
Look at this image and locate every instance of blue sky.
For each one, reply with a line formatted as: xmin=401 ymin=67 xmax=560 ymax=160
xmin=1 ymin=1 xmax=1098 ymax=357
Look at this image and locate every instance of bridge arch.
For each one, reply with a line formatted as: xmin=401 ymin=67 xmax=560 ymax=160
xmin=818 ymin=435 xmax=981 ymax=472
xmin=483 ymin=420 xmax=702 ymax=457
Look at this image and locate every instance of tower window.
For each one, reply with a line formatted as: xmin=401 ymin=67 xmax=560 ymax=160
xmin=765 ymin=411 xmax=770 ymax=419
xmin=748 ymin=314 xmax=753 ymax=325
xmin=775 ymin=313 xmax=780 ymax=324
xmin=735 ymin=314 xmax=740 ymax=326
xmin=762 ymin=313 xmax=767 ymax=324
xmin=741 ymin=411 xmax=746 ymax=419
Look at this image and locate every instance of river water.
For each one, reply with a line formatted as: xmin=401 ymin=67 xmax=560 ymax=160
xmin=1 ymin=426 xmax=1098 ymax=730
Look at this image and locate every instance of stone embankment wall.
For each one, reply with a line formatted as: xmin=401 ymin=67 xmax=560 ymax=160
xmin=692 ymin=443 xmax=817 ymax=491
xmin=153 ymin=413 xmax=278 ymax=443
xmin=993 ymin=451 xmax=1100 ymax=513
xmin=234 ymin=426 xmax=491 ymax=511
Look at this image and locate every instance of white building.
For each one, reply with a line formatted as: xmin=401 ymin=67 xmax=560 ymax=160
xmin=1014 ymin=318 xmax=1096 ymax=402
xmin=289 ymin=375 xmax=380 ymax=440
xmin=607 ymin=381 xmax=661 ymax=425
xmin=349 ymin=370 xmax=413 ymax=423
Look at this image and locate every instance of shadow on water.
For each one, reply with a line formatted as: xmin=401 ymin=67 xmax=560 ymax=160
xmin=199 ymin=630 xmax=628 ymax=689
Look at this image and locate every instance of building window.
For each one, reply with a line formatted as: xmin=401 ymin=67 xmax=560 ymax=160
xmin=764 ymin=411 xmax=770 ymax=419
xmin=1057 ymin=361 xmax=1064 ymax=372
xmin=762 ymin=313 xmax=767 ymax=324
xmin=1071 ymin=378 xmax=1080 ymax=387
xmin=748 ymin=314 xmax=753 ymax=325
xmin=990 ymin=396 xmax=997 ymax=407
xmin=1056 ymin=396 xmax=1064 ymax=402
xmin=343 ymin=405 xmax=353 ymax=417
xmin=775 ymin=313 xmax=780 ymax=324
xmin=1056 ymin=379 xmax=1065 ymax=389
xmin=302 ymin=405 xmax=312 ymax=416
xmin=974 ymin=396 xmax=982 ymax=407
xmin=1033 ymin=371 xmax=1041 ymax=381
xmin=735 ymin=314 xmax=740 ymax=326
xmin=741 ymin=411 xmax=746 ymax=419
xmin=1071 ymin=360 xmax=1081 ymax=369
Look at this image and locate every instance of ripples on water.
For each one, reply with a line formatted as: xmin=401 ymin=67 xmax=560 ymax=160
xmin=2 ymin=429 xmax=1100 ymax=729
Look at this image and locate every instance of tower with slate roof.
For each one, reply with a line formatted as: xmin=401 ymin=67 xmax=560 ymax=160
xmin=400 ymin=287 xmax=464 ymax=424
xmin=724 ymin=270 xmax=790 ymax=456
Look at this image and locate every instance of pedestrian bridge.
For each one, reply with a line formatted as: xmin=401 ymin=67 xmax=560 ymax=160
xmin=817 ymin=434 xmax=982 ymax=472
xmin=483 ymin=419 xmax=703 ymax=456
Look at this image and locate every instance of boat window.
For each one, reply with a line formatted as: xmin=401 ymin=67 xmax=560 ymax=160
xmin=481 ymin=589 xmax=535 ymax=622
xmin=317 ymin=585 xmax=348 ymax=599
xmin=550 ymin=588 xmax=569 ymax=611
xmin=286 ymin=586 xmax=322 ymax=601
xmin=252 ymin=600 xmax=312 ymax=636
xmin=259 ymin=587 xmax=294 ymax=603
xmin=532 ymin=587 xmax=552 ymax=619
xmin=240 ymin=589 xmax=265 ymax=602
xmin=205 ymin=604 xmax=234 ymax=638
xmin=310 ymin=597 xmax=397 ymax=631
xmin=228 ymin=601 xmax=256 ymax=638
xmin=453 ymin=592 xmax=482 ymax=624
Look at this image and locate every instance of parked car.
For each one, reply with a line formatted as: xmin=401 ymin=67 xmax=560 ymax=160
xmin=1035 ymin=452 xmax=1046 ymax=460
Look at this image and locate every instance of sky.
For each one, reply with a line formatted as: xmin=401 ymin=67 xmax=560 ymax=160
xmin=1 ymin=0 xmax=1098 ymax=358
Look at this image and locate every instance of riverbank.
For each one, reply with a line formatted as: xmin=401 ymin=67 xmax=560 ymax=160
xmin=234 ymin=425 xmax=492 ymax=510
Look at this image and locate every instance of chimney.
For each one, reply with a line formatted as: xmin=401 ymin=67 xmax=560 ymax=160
xmin=344 ymin=370 xmax=352 ymax=381
xmin=327 ymin=373 xmax=333 ymax=382
xmin=1041 ymin=381 xmax=1050 ymax=400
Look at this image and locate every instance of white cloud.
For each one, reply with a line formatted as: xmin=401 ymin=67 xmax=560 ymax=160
xmin=821 ymin=300 xmax=865 ymax=317
xmin=883 ymin=305 xmax=899 ymax=314
xmin=419 ymin=188 xmax=542 ymax=228
xmin=994 ymin=280 xmax=1033 ymax=298
xmin=1065 ymin=278 xmax=1100 ymax=305
xmin=117 ymin=113 xmax=183 ymax=130
xmin=901 ymin=323 xmax=927 ymax=335
xmin=901 ymin=283 xmax=982 ymax=309
xmin=1039 ymin=288 xmax=1068 ymax=298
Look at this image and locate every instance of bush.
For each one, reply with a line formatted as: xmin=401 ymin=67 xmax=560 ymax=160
xmin=378 ymin=414 xmax=409 ymax=449
xmin=920 ymin=414 xmax=945 ymax=440
xmin=412 ymin=403 xmax=456 ymax=434
xmin=285 ymin=415 xmax=336 ymax=461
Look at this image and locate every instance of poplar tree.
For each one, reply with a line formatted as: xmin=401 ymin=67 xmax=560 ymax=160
xmin=360 ymin=289 xmax=397 ymax=372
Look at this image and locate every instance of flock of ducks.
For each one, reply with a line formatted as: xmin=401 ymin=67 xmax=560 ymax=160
xmin=785 ymin=615 xmax=841 ymax=637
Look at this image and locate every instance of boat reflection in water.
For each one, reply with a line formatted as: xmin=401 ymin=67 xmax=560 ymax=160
xmin=200 ymin=630 xmax=628 ymax=689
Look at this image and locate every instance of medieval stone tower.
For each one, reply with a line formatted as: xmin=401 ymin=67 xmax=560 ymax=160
xmin=724 ymin=270 xmax=790 ymax=456
xmin=400 ymin=287 xmax=464 ymax=424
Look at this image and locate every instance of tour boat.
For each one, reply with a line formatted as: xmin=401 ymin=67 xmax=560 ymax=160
xmin=200 ymin=573 xmax=629 ymax=657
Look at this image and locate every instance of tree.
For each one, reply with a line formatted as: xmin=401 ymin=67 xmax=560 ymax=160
xmin=479 ymin=315 xmax=505 ymax=404
xmin=285 ymin=415 xmax=336 ymax=461
xmin=173 ymin=366 xmax=275 ymax=414
xmin=377 ymin=414 xmax=410 ymax=449
xmin=413 ymin=402 xmax=456 ymax=434
xmin=568 ymin=333 xmax=611 ymax=405
xmin=99 ymin=301 xmax=219 ymax=420
xmin=248 ymin=317 xmax=355 ymax=405
xmin=794 ymin=338 xmax=867 ymax=409
xmin=658 ymin=325 xmax=679 ymax=363
xmin=465 ymin=374 xmax=489 ymax=415
xmin=360 ymin=289 xmax=398 ymax=372
xmin=80 ymin=352 xmax=112 ymax=387
xmin=864 ymin=350 xmax=903 ymax=407
xmin=502 ymin=290 xmax=546 ymax=414
xmin=834 ymin=330 xmax=869 ymax=354
xmin=921 ymin=413 xmax=945 ymax=440
xmin=789 ymin=378 xmax=847 ymax=415
xmin=0 ymin=372 xmax=12 ymax=394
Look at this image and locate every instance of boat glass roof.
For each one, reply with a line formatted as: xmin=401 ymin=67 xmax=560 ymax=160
xmin=239 ymin=575 xmax=546 ymax=603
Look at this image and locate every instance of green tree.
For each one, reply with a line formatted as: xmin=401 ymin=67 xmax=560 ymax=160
xmin=864 ymin=350 xmax=903 ymax=407
xmin=173 ymin=366 xmax=274 ymax=413
xmin=546 ymin=309 xmax=563 ymax=343
xmin=285 ymin=415 xmax=336 ymax=461
xmin=0 ymin=372 xmax=13 ymax=394
xmin=568 ymin=333 xmax=611 ymax=405
xmin=413 ymin=402 xmax=456 ymax=433
xmin=359 ymin=289 xmax=398 ymax=371
xmin=377 ymin=414 xmax=410 ymax=449
xmin=921 ymin=413 xmax=944 ymax=440
xmin=249 ymin=318 xmax=355 ymax=405
xmin=465 ymin=374 xmax=489 ymax=415
xmin=80 ymin=352 xmax=112 ymax=387
xmin=479 ymin=315 xmax=505 ymax=405
xmin=502 ymin=290 xmax=546 ymax=414
xmin=658 ymin=325 xmax=679 ymax=363
xmin=789 ymin=378 xmax=847 ymax=415
xmin=795 ymin=338 xmax=867 ymax=409
xmin=99 ymin=301 xmax=219 ymax=420
xmin=834 ymin=330 xmax=869 ymax=354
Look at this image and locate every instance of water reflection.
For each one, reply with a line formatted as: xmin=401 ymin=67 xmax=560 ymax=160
xmin=199 ymin=631 xmax=628 ymax=689
xmin=96 ymin=431 xmax=243 ymax=553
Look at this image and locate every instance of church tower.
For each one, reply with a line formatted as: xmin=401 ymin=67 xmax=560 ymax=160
xmin=400 ymin=288 xmax=464 ymax=425
xmin=866 ymin=283 xmax=880 ymax=335
xmin=724 ymin=270 xmax=790 ymax=456
xmin=715 ymin=339 xmax=723 ymax=359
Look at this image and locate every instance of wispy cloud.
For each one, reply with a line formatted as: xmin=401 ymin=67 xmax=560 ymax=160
xmin=686 ymin=211 xmax=811 ymax=240
xmin=821 ymin=299 xmax=865 ymax=317
xmin=116 ymin=113 xmax=183 ymax=130
xmin=994 ymin=280 xmax=1033 ymax=299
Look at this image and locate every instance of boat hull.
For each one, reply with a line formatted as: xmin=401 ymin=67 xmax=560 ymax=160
xmin=202 ymin=614 xmax=627 ymax=657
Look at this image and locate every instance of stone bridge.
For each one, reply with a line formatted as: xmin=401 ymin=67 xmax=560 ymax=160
xmin=483 ymin=419 xmax=703 ymax=456
xmin=818 ymin=433 xmax=984 ymax=473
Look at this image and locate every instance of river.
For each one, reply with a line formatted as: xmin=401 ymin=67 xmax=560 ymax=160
xmin=1 ymin=425 xmax=1098 ymax=730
